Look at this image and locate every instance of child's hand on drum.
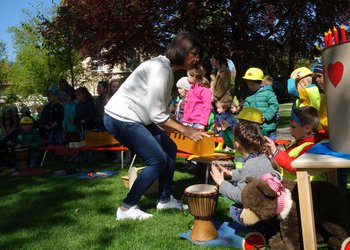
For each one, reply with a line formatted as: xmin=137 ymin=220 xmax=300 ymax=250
xmin=210 ymin=165 xmax=225 ymax=186
xmin=211 ymin=162 xmax=232 ymax=177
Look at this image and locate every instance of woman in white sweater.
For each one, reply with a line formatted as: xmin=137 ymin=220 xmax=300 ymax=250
xmin=104 ymin=32 xmax=207 ymax=220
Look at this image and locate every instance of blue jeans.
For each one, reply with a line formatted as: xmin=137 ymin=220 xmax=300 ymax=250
xmin=104 ymin=113 xmax=177 ymax=208
xmin=230 ymin=203 xmax=244 ymax=225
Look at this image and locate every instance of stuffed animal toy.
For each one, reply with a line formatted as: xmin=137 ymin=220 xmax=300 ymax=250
xmin=240 ymin=173 xmax=350 ymax=250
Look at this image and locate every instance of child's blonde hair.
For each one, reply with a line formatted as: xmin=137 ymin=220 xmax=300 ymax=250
xmin=188 ymin=65 xmax=210 ymax=88
xmin=216 ymin=101 xmax=229 ymax=111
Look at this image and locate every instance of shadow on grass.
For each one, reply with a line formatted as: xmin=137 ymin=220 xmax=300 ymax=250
xmin=0 ymin=177 xmax=81 ymax=247
xmin=0 ymin=172 xmax=118 ymax=249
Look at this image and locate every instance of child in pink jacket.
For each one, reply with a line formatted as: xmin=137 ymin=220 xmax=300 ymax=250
xmin=183 ymin=66 xmax=212 ymax=131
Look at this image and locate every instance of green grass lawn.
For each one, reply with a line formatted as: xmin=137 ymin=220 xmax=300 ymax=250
xmin=1 ymin=103 xmax=349 ymax=250
xmin=0 ymin=154 xmax=235 ymax=250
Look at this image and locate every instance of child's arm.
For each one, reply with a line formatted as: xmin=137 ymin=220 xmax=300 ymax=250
xmin=199 ymin=88 xmax=213 ymax=126
xmin=262 ymin=94 xmax=279 ymax=122
xmin=266 ymin=136 xmax=314 ymax=175
xmin=211 ymin=166 xmax=244 ymax=203
xmin=273 ymin=145 xmax=313 ymax=174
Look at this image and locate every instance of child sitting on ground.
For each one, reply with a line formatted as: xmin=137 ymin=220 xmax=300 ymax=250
xmin=220 ymin=107 xmax=261 ymax=167
xmin=210 ymin=121 xmax=279 ymax=206
xmin=265 ymin=106 xmax=328 ymax=180
xmin=15 ymin=117 xmax=41 ymax=169
xmin=210 ymin=121 xmax=280 ymax=240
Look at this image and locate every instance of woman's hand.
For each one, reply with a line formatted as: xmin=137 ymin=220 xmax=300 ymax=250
xmin=196 ymin=124 xmax=205 ymax=131
xmin=210 ymin=165 xmax=225 ymax=186
xmin=183 ymin=126 xmax=209 ymax=142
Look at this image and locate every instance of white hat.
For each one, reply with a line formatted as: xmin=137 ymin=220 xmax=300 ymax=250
xmin=176 ymin=77 xmax=191 ymax=90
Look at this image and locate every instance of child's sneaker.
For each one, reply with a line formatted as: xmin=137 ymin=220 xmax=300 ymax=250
xmin=156 ymin=195 xmax=188 ymax=210
xmin=116 ymin=205 xmax=153 ymax=221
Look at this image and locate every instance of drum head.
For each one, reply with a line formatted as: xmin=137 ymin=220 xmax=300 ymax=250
xmin=185 ymin=184 xmax=217 ymax=195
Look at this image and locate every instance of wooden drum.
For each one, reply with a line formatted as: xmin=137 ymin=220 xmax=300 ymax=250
xmin=184 ymin=184 xmax=218 ymax=241
xmin=15 ymin=148 xmax=29 ymax=169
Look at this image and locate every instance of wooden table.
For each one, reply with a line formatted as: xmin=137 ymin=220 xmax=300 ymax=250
xmin=291 ymin=142 xmax=350 ymax=250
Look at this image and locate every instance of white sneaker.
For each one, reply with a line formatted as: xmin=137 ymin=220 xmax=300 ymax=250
xmin=116 ymin=205 xmax=153 ymax=221
xmin=156 ymin=195 xmax=188 ymax=210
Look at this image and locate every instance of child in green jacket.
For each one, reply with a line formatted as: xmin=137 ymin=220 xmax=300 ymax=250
xmin=15 ymin=117 xmax=42 ymax=168
xmin=242 ymin=68 xmax=279 ymax=140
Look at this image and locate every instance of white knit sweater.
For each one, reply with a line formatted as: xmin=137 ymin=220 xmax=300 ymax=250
xmin=105 ymin=56 xmax=174 ymax=125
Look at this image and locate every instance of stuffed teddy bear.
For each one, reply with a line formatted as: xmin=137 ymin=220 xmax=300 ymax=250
xmin=240 ymin=173 xmax=349 ymax=250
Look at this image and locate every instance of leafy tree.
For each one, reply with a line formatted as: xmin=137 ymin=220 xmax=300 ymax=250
xmin=45 ymin=0 xmax=350 ymax=95
xmin=0 ymin=41 xmax=9 ymax=88
xmin=8 ymin=7 xmax=83 ymax=96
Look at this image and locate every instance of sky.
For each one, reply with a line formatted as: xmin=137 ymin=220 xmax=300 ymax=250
xmin=0 ymin=0 xmax=59 ymax=61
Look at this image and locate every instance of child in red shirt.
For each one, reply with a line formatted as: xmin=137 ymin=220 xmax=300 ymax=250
xmin=266 ymin=106 xmax=328 ymax=180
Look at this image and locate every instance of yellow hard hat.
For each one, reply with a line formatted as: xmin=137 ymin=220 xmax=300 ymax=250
xmin=290 ymin=67 xmax=313 ymax=79
xmin=20 ymin=117 xmax=34 ymax=125
xmin=242 ymin=68 xmax=264 ymax=81
xmin=236 ymin=107 xmax=263 ymax=124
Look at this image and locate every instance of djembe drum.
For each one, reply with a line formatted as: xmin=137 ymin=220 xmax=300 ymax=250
xmin=14 ymin=148 xmax=29 ymax=169
xmin=184 ymin=184 xmax=218 ymax=241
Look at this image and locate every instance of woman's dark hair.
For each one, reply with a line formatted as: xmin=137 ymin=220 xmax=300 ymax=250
xmin=165 ymin=32 xmax=203 ymax=66
xmin=212 ymin=52 xmax=228 ymax=67
xmin=76 ymin=87 xmax=94 ymax=103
